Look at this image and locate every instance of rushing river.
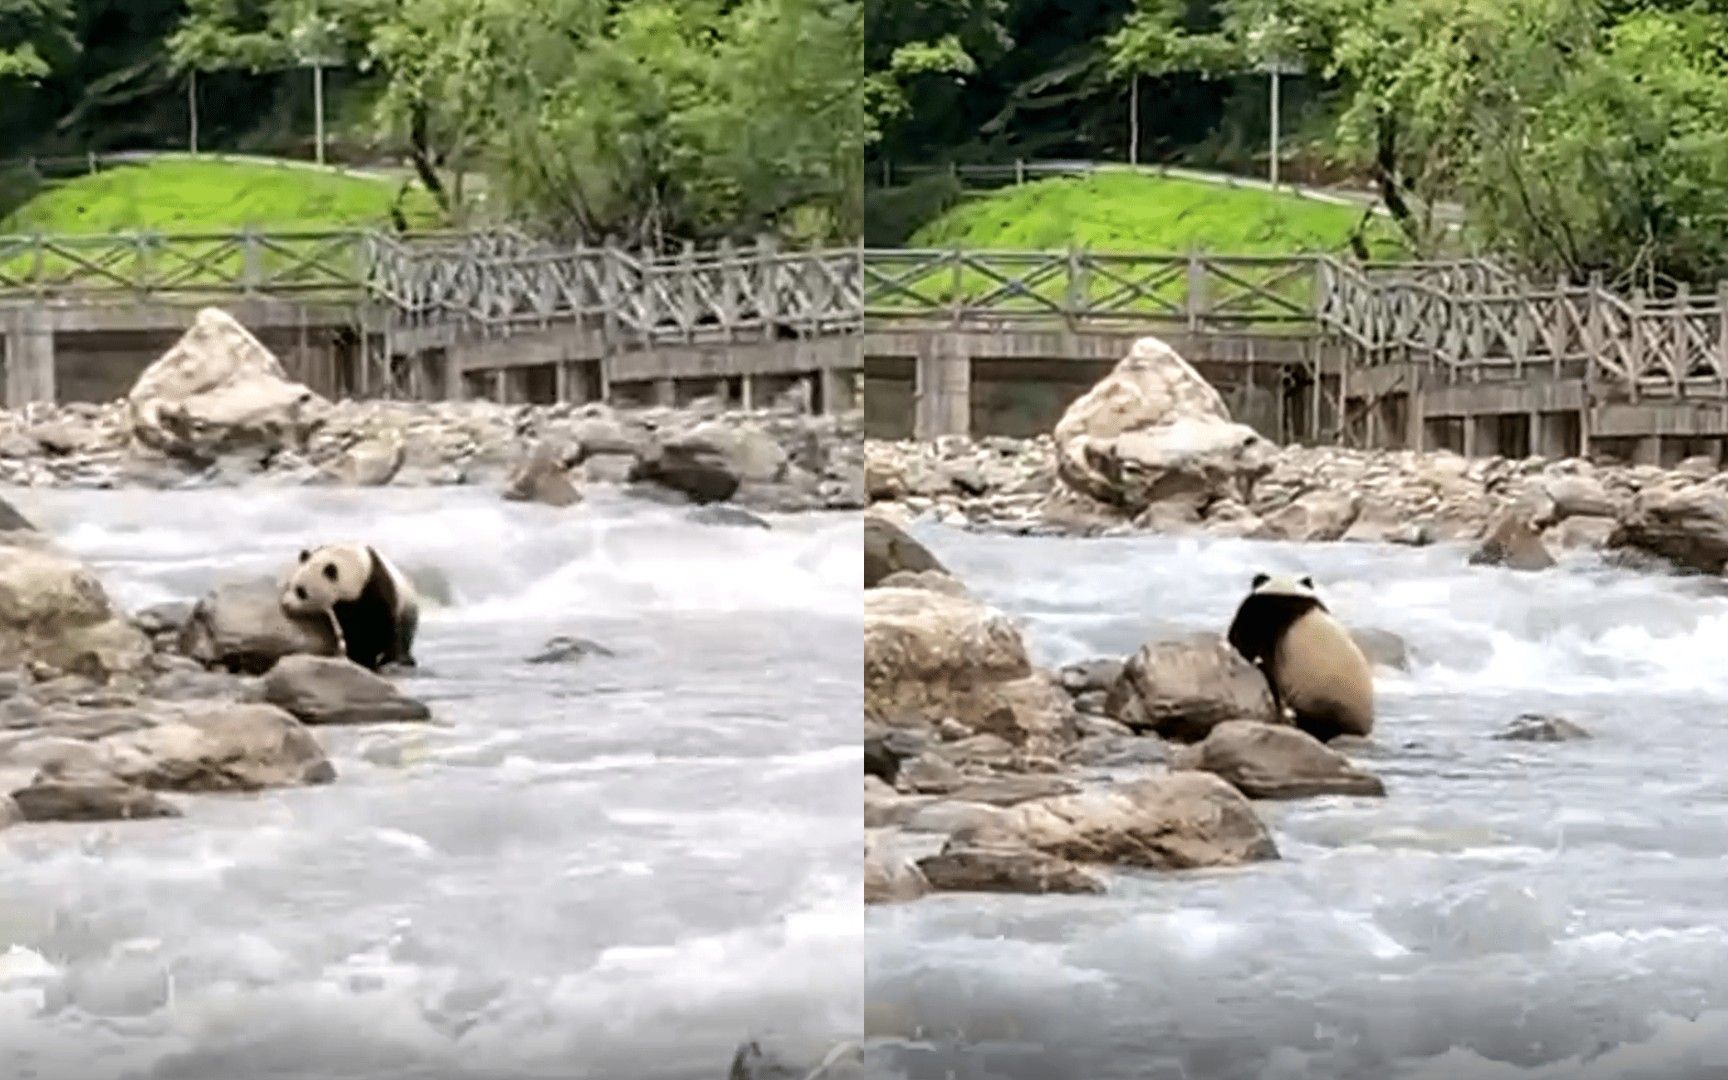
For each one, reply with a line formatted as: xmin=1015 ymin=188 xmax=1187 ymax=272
xmin=0 ymin=486 xmax=862 ymax=1080
xmin=866 ymin=523 xmax=1728 ymax=1080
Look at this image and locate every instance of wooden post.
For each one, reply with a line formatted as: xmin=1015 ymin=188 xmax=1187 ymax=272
xmin=1629 ymin=286 xmax=1646 ymax=403
xmin=1583 ymin=272 xmax=1604 ymax=457
xmin=1675 ymin=282 xmax=1692 ymax=398
xmin=758 ymin=235 xmax=781 ymax=338
xmin=949 ymin=246 xmax=964 ymax=325
xmin=1717 ymin=280 xmax=1728 ymax=397
xmin=241 ymin=229 xmax=261 ymax=295
xmin=1186 ymin=248 xmax=1207 ymax=332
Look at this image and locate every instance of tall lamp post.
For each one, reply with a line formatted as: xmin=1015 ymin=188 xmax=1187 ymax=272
xmin=1249 ymin=19 xmax=1304 ymax=188
xmin=290 ymin=15 xmax=342 ymax=165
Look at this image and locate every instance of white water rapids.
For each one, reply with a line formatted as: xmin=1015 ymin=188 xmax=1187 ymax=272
xmin=0 ymin=486 xmax=862 ymax=1080
xmin=865 ymin=524 xmax=1728 ymax=1080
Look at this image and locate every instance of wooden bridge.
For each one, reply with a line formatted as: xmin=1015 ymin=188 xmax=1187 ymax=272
xmin=864 ymin=248 xmax=1728 ymax=464
xmin=0 ymin=230 xmax=863 ymax=412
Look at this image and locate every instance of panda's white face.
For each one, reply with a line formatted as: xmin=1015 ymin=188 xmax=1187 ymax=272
xmin=281 ymin=545 xmax=369 ymax=616
xmin=1250 ymin=572 xmax=1318 ymax=600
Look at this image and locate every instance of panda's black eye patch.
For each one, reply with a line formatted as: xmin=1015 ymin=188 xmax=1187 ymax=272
xmin=1300 ymin=575 xmax=1315 ymax=589
xmin=298 ymin=549 xmax=311 ymax=563
xmin=294 ymin=585 xmax=307 ymax=600
xmin=322 ymin=564 xmax=339 ymax=582
xmin=1251 ymin=573 xmax=1270 ymax=588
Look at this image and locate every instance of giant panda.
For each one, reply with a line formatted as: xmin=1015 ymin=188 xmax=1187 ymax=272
xmin=1225 ymin=573 xmax=1373 ymax=741
xmin=280 ymin=543 xmax=420 ymax=673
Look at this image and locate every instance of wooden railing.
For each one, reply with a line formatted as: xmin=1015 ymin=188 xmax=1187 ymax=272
xmin=10 ymin=229 xmax=1728 ymax=399
xmin=866 ymin=248 xmax=1728 ymax=400
xmin=0 ymin=229 xmax=863 ymax=345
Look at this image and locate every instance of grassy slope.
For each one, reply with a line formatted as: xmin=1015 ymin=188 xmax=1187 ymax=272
xmin=910 ymin=171 xmax=1403 ymax=257
xmin=888 ymin=172 xmax=1408 ymax=315
xmin=1 ymin=157 xmax=443 ymax=234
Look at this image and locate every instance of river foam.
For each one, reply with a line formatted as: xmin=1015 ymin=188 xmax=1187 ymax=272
xmin=865 ymin=524 xmax=1728 ymax=1080
xmin=0 ymin=486 xmax=862 ymax=1080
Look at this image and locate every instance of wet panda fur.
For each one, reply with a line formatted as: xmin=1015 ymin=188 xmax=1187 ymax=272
xmin=1225 ymin=573 xmax=1373 ymax=741
xmin=280 ymin=543 xmax=420 ymax=673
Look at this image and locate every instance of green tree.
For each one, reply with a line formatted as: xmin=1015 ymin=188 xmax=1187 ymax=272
xmin=0 ymin=0 xmax=77 ymax=81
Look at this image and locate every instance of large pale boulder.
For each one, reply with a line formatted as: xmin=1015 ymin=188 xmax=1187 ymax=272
xmin=1053 ymin=336 xmax=1275 ymax=513
xmin=176 ymin=579 xmax=340 ymax=675
xmin=127 ymin=307 xmax=329 ymax=462
xmin=948 ymin=771 xmax=1278 ymax=871
xmin=19 ymin=701 xmax=334 ymax=795
xmin=863 ymin=588 xmax=1073 ymax=754
xmin=1105 ymin=632 xmax=1279 ymax=741
xmin=0 ymin=541 xmax=150 ymax=678
xmin=1608 ymin=484 xmax=1728 ymax=573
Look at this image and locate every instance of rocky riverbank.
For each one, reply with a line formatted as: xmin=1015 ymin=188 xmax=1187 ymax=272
xmin=0 ymin=308 xmax=863 ymax=513
xmin=862 ymin=333 xmax=1728 ymax=905
xmin=0 ymin=306 xmax=864 ymax=829
xmin=867 ymin=336 xmax=1728 ymax=577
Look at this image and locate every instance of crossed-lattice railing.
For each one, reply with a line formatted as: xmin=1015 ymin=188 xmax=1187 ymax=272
xmin=867 ymin=248 xmax=1728 ymax=399
xmin=0 ymin=229 xmax=864 ymax=346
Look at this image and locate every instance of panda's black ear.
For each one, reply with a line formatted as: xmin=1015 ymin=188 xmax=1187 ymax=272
xmin=298 ymin=549 xmax=311 ymax=564
xmin=322 ymin=563 xmax=339 ymax=581
xmin=1251 ymin=573 xmax=1270 ymax=589
xmin=1300 ymin=575 xmax=1315 ymax=589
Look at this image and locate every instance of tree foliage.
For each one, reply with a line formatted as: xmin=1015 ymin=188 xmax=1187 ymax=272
xmin=156 ymin=0 xmax=860 ymax=243
xmin=0 ymin=0 xmax=77 ymax=82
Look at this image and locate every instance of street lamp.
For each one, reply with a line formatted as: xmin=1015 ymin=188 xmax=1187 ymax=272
xmin=1248 ymin=20 xmax=1304 ymax=188
xmin=289 ymin=15 xmax=342 ymax=165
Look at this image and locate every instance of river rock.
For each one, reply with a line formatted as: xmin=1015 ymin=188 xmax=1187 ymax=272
xmin=687 ymin=505 xmax=770 ymax=529
xmin=1609 ymin=484 xmax=1728 ymax=573
xmin=918 ymin=842 xmax=1104 ymax=896
xmin=1253 ymin=490 xmax=1360 ymax=542
xmin=864 ymin=515 xmax=947 ymax=587
xmin=1350 ymin=627 xmax=1411 ymax=671
xmin=0 ymin=496 xmax=32 ymax=532
xmin=950 ymin=771 xmax=1278 ymax=871
xmin=1105 ymin=632 xmax=1279 ymax=740
xmin=874 ymin=569 xmax=968 ymax=597
xmin=19 ymin=701 xmax=336 ymax=793
xmin=261 ymin=655 xmax=432 ymax=725
xmin=126 ymin=307 xmax=330 ymax=463
xmin=634 ymin=421 xmax=786 ymax=503
xmin=864 ymin=588 xmax=1074 ymax=754
xmin=504 ymin=442 xmax=582 ymax=507
xmin=1469 ymin=509 xmax=1557 ymax=571
xmin=1052 ymin=336 xmax=1274 ymax=515
xmin=10 ymin=774 xmax=182 ymax=822
xmin=526 ymin=635 xmax=617 ymax=664
xmin=177 ymin=579 xmax=341 ymax=675
xmin=327 ymin=436 xmax=404 ymax=486
xmin=0 ymin=540 xmax=152 ymax=679
xmin=1547 ymin=515 xmax=1617 ymax=551
xmin=1496 ymin=712 xmax=1592 ymax=742
xmin=865 ymin=830 xmax=930 ymax=904
xmin=1175 ymin=720 xmax=1385 ymax=799
xmin=1543 ymin=473 xmax=1618 ymax=520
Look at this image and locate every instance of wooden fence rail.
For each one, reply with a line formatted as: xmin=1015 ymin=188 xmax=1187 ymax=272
xmin=12 ymin=230 xmax=1728 ymax=400
xmin=0 ymin=229 xmax=864 ymax=346
xmin=867 ymin=248 xmax=1728 ymax=400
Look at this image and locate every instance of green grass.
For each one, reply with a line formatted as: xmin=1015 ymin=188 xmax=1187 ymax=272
xmin=877 ymin=171 xmax=1409 ymax=319
xmin=1 ymin=156 xmax=443 ymax=235
xmin=909 ymin=171 xmax=1404 ymax=257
